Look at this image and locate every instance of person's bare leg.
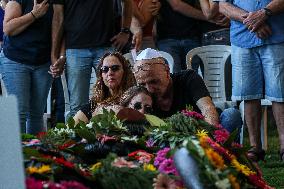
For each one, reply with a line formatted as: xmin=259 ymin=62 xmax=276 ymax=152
xmin=272 ymin=102 xmax=284 ymax=159
xmin=245 ymin=99 xmax=262 ymax=150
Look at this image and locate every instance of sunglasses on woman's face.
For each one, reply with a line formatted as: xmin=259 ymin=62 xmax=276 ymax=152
xmin=101 ymin=65 xmax=121 ymax=73
xmin=133 ymin=102 xmax=153 ymax=114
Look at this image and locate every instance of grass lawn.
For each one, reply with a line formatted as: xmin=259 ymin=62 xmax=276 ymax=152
xmin=243 ymin=110 xmax=284 ymax=189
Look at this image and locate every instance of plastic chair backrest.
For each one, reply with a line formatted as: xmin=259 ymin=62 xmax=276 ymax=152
xmin=186 ymin=45 xmax=231 ymax=103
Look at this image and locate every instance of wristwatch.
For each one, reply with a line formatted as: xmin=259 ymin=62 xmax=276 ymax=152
xmin=120 ymin=27 xmax=131 ymax=35
xmin=263 ymin=8 xmax=273 ymax=17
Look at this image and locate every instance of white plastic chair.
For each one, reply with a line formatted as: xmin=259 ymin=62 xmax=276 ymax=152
xmin=186 ymin=45 xmax=233 ymax=110
xmin=186 ymin=45 xmax=270 ymax=149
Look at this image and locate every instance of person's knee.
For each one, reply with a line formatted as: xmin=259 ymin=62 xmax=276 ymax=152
xmin=220 ymin=108 xmax=242 ymax=133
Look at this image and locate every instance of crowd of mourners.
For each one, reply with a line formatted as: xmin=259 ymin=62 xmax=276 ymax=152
xmin=0 ymin=0 xmax=284 ymax=163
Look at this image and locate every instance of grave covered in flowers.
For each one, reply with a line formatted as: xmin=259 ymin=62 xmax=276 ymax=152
xmin=22 ymin=108 xmax=273 ymax=189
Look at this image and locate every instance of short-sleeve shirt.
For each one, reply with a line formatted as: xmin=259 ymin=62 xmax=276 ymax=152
xmin=156 ymin=0 xmax=200 ymax=40
xmin=153 ymin=69 xmax=210 ymax=118
xmin=51 ymin=0 xmax=118 ymax=49
xmin=3 ymin=0 xmax=52 ymax=65
xmin=0 ymin=9 xmax=4 ymax=42
xmin=214 ymin=0 xmax=284 ymax=48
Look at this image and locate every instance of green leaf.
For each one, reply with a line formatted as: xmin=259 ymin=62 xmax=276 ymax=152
xmin=223 ymin=129 xmax=238 ymax=148
xmin=145 ymin=114 xmax=166 ymax=127
xmin=55 ymin=123 xmax=66 ymax=129
xmin=76 ymin=128 xmax=97 ymax=143
xmin=23 ymin=147 xmax=41 ymax=158
xmin=67 ymin=117 xmax=75 ymax=128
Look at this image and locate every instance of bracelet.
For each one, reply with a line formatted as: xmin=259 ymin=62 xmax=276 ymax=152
xmin=263 ymin=7 xmax=273 ymax=17
xmin=120 ymin=27 xmax=131 ymax=35
xmin=59 ymin=55 xmax=66 ymax=59
xmin=30 ymin=11 xmax=37 ymax=20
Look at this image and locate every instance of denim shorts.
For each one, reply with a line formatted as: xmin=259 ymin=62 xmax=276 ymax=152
xmin=231 ymin=43 xmax=284 ymax=102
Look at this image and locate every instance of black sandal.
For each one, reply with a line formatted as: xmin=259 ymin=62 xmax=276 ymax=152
xmin=247 ymin=147 xmax=266 ymax=162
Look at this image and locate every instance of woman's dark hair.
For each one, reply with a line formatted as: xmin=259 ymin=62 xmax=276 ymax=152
xmin=120 ymin=85 xmax=152 ymax=107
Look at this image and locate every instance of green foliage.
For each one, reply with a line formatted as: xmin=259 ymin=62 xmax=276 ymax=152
xmin=90 ymin=109 xmax=128 ymax=136
xmin=94 ymin=154 xmax=157 ymax=189
xmin=22 ymin=133 xmax=36 ymax=141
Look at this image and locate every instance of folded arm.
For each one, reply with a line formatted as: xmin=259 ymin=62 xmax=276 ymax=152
xmin=167 ymin=0 xmax=207 ymax=21
xmin=196 ymin=96 xmax=219 ymax=126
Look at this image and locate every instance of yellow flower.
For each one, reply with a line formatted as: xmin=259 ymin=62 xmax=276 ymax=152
xmin=90 ymin=162 xmax=102 ymax=172
xmin=143 ymin=164 xmax=156 ymax=172
xmin=228 ymin=174 xmax=240 ymax=189
xmin=26 ymin=166 xmax=38 ymax=174
xmin=205 ymin=148 xmax=226 ymax=170
xmin=26 ymin=165 xmax=51 ymax=174
xmin=196 ymin=130 xmax=208 ymax=138
xmin=37 ymin=165 xmax=51 ymax=174
xmin=231 ymin=159 xmax=255 ymax=176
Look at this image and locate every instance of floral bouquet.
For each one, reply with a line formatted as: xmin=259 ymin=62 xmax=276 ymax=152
xmin=22 ymin=107 xmax=273 ymax=189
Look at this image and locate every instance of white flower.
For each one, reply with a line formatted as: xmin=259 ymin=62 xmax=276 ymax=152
xmin=86 ymin=122 xmax=93 ymax=129
xmin=215 ymin=178 xmax=230 ymax=189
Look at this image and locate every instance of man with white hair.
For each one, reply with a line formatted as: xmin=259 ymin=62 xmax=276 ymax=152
xmin=133 ymin=48 xmax=242 ymax=134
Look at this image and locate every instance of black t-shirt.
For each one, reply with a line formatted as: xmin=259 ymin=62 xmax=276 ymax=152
xmin=52 ymin=0 xmax=117 ymax=49
xmin=156 ymin=0 xmax=200 ymax=40
xmin=153 ymin=70 xmax=210 ymax=118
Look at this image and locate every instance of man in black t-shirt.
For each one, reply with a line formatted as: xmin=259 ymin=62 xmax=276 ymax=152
xmin=49 ymin=0 xmax=133 ymax=118
xmin=133 ymin=48 xmax=219 ymax=125
xmin=133 ymin=48 xmax=242 ymax=135
xmin=156 ymin=0 xmax=206 ymax=73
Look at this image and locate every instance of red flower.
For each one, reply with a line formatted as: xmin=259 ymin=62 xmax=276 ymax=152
xmin=214 ymin=129 xmax=230 ymax=144
xmin=248 ymin=174 xmax=274 ymax=189
xmin=128 ymin=150 xmax=154 ymax=163
xmin=54 ymin=157 xmax=74 ymax=169
xmin=36 ymin=132 xmax=47 ymax=139
xmin=26 ymin=177 xmax=43 ymax=189
xmin=58 ymin=141 xmax=76 ymax=150
xmin=96 ymin=134 xmax=116 ymax=144
xmin=181 ymin=110 xmax=204 ymax=119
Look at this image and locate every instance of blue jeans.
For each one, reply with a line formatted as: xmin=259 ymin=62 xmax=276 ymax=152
xmin=220 ymin=108 xmax=242 ymax=142
xmin=157 ymin=38 xmax=201 ymax=73
xmin=66 ymin=47 xmax=114 ymax=117
xmin=1 ymin=54 xmax=52 ymax=134
xmin=232 ymin=43 xmax=284 ymax=102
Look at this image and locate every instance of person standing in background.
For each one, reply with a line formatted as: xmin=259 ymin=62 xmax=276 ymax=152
xmin=1 ymin=0 xmax=53 ymax=134
xmin=50 ymin=0 xmax=133 ymax=119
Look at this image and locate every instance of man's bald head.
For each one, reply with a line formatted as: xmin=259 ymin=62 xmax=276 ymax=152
xmin=133 ymin=57 xmax=171 ymax=98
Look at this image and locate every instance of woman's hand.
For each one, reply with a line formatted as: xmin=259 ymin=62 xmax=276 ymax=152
xmin=31 ymin=0 xmax=49 ymax=19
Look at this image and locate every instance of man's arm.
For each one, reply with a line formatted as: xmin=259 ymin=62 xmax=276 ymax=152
xmin=196 ymin=96 xmax=219 ymax=126
xmin=242 ymin=0 xmax=284 ymax=32
xmin=49 ymin=3 xmax=65 ymax=77
xmin=218 ymin=2 xmax=246 ymax=22
xmin=266 ymin=0 xmax=284 ymax=15
xmin=199 ymin=0 xmax=219 ymax=19
xmin=111 ymin=0 xmax=133 ymax=51
xmin=167 ymin=0 xmax=207 ymax=21
xmin=51 ymin=4 xmax=64 ymax=64
xmin=219 ymin=2 xmax=272 ymax=38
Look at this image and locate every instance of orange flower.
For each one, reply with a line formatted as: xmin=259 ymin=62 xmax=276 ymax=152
xmin=228 ymin=174 xmax=240 ymax=189
xmin=205 ymin=148 xmax=226 ymax=170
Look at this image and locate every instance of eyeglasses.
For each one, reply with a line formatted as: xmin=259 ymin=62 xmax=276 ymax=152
xmin=132 ymin=102 xmax=153 ymax=114
xmin=132 ymin=62 xmax=166 ymax=74
xmin=101 ymin=65 xmax=121 ymax=73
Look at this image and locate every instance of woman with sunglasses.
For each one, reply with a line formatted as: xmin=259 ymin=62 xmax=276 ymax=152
xmin=73 ymin=52 xmax=136 ymax=124
xmin=120 ymin=85 xmax=153 ymax=114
